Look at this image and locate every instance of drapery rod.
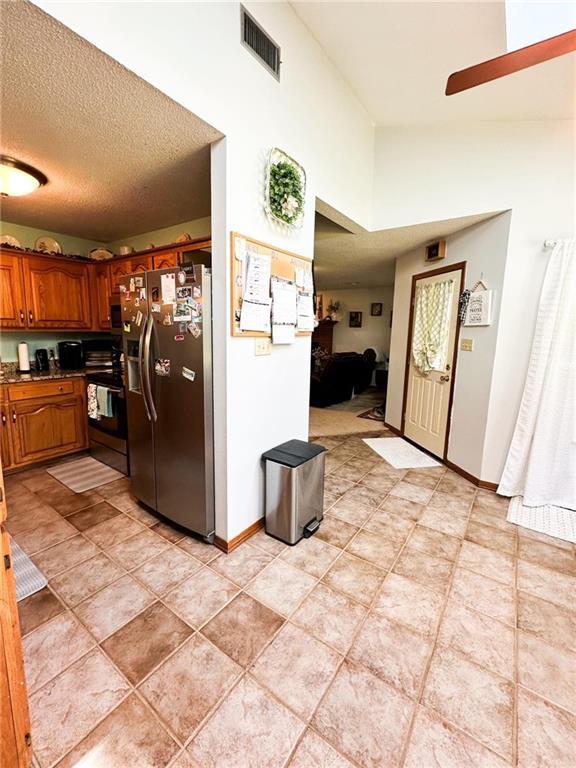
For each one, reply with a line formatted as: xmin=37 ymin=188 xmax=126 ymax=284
xmin=543 ymin=239 xmax=557 ymax=248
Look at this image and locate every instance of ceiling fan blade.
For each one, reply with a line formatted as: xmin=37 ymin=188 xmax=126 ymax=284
xmin=446 ymin=28 xmax=576 ymax=95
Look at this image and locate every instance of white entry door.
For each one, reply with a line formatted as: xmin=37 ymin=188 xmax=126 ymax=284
xmin=404 ymin=266 xmax=463 ymax=458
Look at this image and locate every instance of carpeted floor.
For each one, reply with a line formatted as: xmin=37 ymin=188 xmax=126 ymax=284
xmin=309 ymin=388 xmax=387 ymax=437
xmin=309 ymin=408 xmax=389 ymax=437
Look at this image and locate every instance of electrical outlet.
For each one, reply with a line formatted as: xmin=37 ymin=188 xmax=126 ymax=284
xmin=255 ymin=338 xmax=271 ymax=356
xmin=460 ymin=338 xmax=474 ymax=352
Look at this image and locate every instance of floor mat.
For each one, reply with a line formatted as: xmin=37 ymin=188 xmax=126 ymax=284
xmin=47 ymin=456 xmax=123 ymax=493
xmin=507 ymin=496 xmax=576 ymax=544
xmin=363 ymin=437 xmax=440 ymax=468
xmin=11 ymin=538 xmax=47 ymax=601
xmin=358 ymin=407 xmax=386 ymax=422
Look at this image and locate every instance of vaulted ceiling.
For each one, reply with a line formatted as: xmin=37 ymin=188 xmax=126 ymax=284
xmin=292 ymin=1 xmax=574 ymax=124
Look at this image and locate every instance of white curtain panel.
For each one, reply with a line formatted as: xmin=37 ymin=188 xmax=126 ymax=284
xmin=411 ymin=278 xmax=454 ymax=374
xmin=498 ymin=239 xmax=576 ymax=511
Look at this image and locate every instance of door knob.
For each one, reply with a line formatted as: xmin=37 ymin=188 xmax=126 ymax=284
xmin=440 ymin=375 xmax=450 ymax=382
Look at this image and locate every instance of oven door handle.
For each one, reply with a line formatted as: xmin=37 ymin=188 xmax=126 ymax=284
xmin=91 ymin=385 xmax=124 ymax=395
xmin=143 ymin=313 xmax=157 ymax=422
xmin=138 ymin=315 xmax=152 ymax=422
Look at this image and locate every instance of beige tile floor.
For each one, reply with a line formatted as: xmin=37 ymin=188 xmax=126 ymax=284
xmin=6 ymin=435 xmax=576 ymax=768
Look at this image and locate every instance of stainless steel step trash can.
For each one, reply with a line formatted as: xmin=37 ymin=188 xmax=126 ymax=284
xmin=262 ymin=439 xmax=326 ymax=545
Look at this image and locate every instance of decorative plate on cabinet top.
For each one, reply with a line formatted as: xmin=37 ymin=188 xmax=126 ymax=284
xmin=89 ymin=248 xmax=114 ymax=261
xmin=35 ymin=236 xmax=62 ymax=254
xmin=176 ymin=232 xmax=192 ymax=242
xmin=0 ymin=234 xmax=21 ymax=248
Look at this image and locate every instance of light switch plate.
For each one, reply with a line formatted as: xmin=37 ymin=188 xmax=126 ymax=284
xmin=255 ymin=338 xmax=271 ymax=356
xmin=460 ymin=338 xmax=474 ymax=352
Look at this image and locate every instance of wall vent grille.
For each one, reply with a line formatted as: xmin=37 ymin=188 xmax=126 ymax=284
xmin=241 ymin=7 xmax=281 ymax=79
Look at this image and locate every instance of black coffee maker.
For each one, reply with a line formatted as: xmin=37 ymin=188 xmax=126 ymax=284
xmin=35 ymin=349 xmax=49 ymax=372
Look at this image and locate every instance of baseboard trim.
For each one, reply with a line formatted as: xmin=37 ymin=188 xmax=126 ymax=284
xmin=382 ymin=424 xmax=499 ymax=491
xmin=214 ymin=517 xmax=264 ymax=554
xmin=444 ymin=460 xmax=498 ymax=491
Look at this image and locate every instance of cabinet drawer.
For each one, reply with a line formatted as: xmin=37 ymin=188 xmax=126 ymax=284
xmin=7 ymin=379 xmax=79 ymax=402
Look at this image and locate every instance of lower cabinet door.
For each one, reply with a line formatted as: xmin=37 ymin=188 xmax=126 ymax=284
xmin=11 ymin=396 xmax=87 ymax=466
xmin=0 ymin=406 xmax=12 ymax=470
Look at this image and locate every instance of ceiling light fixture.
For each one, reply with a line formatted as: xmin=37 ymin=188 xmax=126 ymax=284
xmin=0 ymin=155 xmax=48 ymax=197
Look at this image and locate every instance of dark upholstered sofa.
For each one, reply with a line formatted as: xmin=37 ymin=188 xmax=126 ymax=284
xmin=310 ymin=350 xmax=377 ymax=408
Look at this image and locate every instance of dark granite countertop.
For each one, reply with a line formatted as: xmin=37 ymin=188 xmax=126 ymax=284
xmin=0 ymin=367 xmax=88 ymax=385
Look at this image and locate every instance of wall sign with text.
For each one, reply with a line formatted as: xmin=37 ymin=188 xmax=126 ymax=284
xmin=463 ymin=289 xmax=493 ymax=326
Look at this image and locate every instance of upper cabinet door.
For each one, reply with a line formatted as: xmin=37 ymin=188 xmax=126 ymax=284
xmin=93 ymin=263 xmax=111 ymax=330
xmin=22 ymin=256 xmax=92 ymax=329
xmin=109 ymin=259 xmax=132 ymax=294
xmin=153 ymin=251 xmax=180 ymax=270
xmin=0 ymin=253 xmax=26 ymax=328
xmin=130 ymin=255 xmax=153 ymax=273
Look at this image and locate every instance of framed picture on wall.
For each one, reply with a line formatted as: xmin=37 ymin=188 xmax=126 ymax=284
xmin=349 ymin=311 xmax=363 ymax=328
xmin=371 ymin=302 xmax=383 ymax=316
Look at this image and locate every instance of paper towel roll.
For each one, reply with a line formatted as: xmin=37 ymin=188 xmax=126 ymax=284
xmin=18 ymin=342 xmax=31 ymax=372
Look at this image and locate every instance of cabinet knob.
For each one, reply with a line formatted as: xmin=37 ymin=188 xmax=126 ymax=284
xmin=1 ymin=413 xmax=6 ymax=425
xmin=19 ymin=309 xmax=24 ymax=322
xmin=12 ymin=411 xmax=16 ymax=423
xmin=28 ymin=310 xmax=34 ymax=323
xmin=58 ymin=386 xmax=63 ymax=391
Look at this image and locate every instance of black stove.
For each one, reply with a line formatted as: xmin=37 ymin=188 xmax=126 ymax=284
xmin=86 ymin=369 xmax=124 ymax=388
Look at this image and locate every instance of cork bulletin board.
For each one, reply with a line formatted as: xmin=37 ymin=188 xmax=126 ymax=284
xmin=230 ymin=232 xmax=314 ymax=338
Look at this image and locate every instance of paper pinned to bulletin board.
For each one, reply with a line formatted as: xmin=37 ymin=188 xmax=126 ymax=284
xmin=230 ymin=232 xmax=314 ymax=338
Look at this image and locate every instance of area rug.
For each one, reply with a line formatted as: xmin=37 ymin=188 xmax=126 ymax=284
xmin=507 ymin=496 xmax=576 ymax=544
xmin=358 ymin=407 xmax=386 ymax=422
xmin=11 ymin=539 xmax=47 ymax=601
xmin=47 ymin=456 xmax=123 ymax=493
xmin=363 ymin=437 xmax=440 ymax=468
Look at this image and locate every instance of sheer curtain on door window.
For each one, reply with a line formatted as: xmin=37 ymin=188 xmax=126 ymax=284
xmin=411 ymin=278 xmax=454 ymax=374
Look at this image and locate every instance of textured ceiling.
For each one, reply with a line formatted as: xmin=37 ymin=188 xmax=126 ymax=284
xmin=292 ymin=1 xmax=575 ymax=124
xmin=1 ymin=2 xmax=221 ymax=241
xmin=314 ymin=211 xmax=503 ymax=289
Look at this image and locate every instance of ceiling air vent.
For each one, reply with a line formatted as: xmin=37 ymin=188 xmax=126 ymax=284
xmin=241 ymin=7 xmax=281 ymax=80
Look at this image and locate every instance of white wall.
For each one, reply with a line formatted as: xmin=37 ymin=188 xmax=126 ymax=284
xmin=34 ymin=1 xmax=375 ymax=540
xmin=386 ymin=213 xmax=511 ymax=480
xmin=318 ymin=287 xmax=394 ymax=359
xmin=379 ymin=120 xmax=575 ymax=483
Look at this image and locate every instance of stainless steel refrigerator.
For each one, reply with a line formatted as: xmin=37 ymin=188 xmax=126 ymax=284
xmin=120 ymin=265 xmax=214 ymax=541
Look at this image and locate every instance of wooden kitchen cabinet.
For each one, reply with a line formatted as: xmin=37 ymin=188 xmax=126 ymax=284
xmin=1 ymin=241 xmax=211 ymax=331
xmin=0 ymin=253 xmax=26 ymax=329
xmin=153 ymin=251 xmax=180 ymax=270
xmin=92 ymin=262 xmax=111 ymax=330
xmin=109 ymin=255 xmax=153 ymax=292
xmin=0 ymin=404 xmax=13 ymax=471
xmin=109 ymin=258 xmax=131 ymax=294
xmin=22 ymin=256 xmax=92 ymax=329
xmin=3 ymin=379 xmax=87 ymax=469
xmin=130 ymin=255 xmax=153 ymax=273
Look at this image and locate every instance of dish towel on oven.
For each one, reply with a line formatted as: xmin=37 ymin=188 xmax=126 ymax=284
xmin=96 ymin=385 xmax=114 ymax=418
xmin=87 ymin=383 xmax=99 ymax=420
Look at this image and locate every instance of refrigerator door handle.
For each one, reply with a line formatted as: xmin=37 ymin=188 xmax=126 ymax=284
xmin=138 ymin=313 xmax=152 ymax=422
xmin=143 ymin=312 xmax=158 ymax=422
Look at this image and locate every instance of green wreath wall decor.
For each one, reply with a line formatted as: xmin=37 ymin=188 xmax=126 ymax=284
xmin=265 ymin=148 xmax=306 ymax=228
